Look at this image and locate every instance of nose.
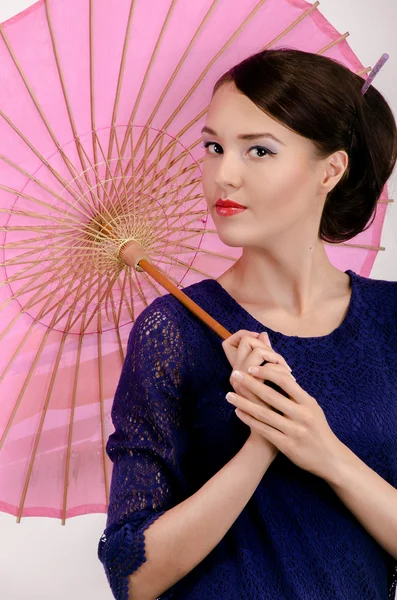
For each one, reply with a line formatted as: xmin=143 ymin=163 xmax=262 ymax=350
xmin=214 ymin=150 xmax=242 ymax=190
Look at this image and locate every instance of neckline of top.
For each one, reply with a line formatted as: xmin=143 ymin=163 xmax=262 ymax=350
xmin=206 ymin=269 xmax=357 ymax=342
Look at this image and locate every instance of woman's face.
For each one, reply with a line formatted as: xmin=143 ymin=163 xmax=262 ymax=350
xmin=201 ymin=83 xmax=346 ymax=249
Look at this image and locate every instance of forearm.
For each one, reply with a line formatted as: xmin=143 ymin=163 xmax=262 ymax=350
xmin=128 ymin=436 xmax=276 ymax=600
xmin=324 ymin=441 xmax=397 ymax=560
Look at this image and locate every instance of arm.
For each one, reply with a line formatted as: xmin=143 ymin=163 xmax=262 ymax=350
xmin=130 ymin=434 xmax=276 ymax=600
xmin=324 ymin=442 xmax=397 ymax=560
xmin=98 ymin=300 xmax=275 ymax=600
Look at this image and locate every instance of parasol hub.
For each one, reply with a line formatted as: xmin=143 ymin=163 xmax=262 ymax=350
xmin=118 ymin=240 xmax=152 ymax=272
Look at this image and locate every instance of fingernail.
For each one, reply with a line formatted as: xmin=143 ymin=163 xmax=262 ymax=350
xmin=232 ymin=370 xmax=244 ymax=381
xmin=248 ymin=366 xmax=260 ymax=374
xmin=291 ymin=373 xmax=296 ymax=381
xmin=226 ymin=392 xmax=236 ymax=402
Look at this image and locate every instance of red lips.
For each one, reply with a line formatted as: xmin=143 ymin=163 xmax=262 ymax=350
xmin=215 ymin=199 xmax=246 ymax=209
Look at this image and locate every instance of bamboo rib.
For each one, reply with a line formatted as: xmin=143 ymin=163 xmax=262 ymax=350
xmin=120 ymin=0 xmax=320 ymax=194
xmin=2 ymin=233 xmax=110 ymax=326
xmin=97 ymin=308 xmax=110 ymax=513
xmin=0 ymin=110 xmax=95 ymax=216
xmin=113 ymin=129 xmax=133 ymax=218
xmin=144 ymin=150 xmax=190 ymax=227
xmin=152 ymin=186 xmax=204 ymax=232
xmin=100 ymin=0 xmax=137 ymax=201
xmin=121 ymin=135 xmax=203 ymax=203
xmin=0 ymin=27 xmax=90 ymax=205
xmin=40 ymin=270 xmax=107 ymax=325
xmin=119 ymin=1 xmax=368 ymax=204
xmin=107 ymin=0 xmax=220 ymax=201
xmin=0 ymin=155 xmax=94 ymax=221
xmin=61 ymin=318 xmax=84 ymax=526
xmin=70 ymin=272 xmax=120 ymax=334
xmin=45 ymin=0 xmax=98 ymax=212
xmin=73 ymin=137 xmax=127 ymax=221
xmin=143 ymin=130 xmax=167 ymax=216
xmin=0 ymin=250 xmax=77 ymax=321
xmin=89 ymin=0 xmax=99 ymax=195
xmin=133 ymin=258 xmax=231 ymax=340
xmin=0 ymin=250 xmax=72 ymax=288
xmin=0 ymin=272 xmax=78 ymax=452
xmin=17 ymin=272 xmax=95 ymax=522
xmin=116 ymin=270 xmax=132 ymax=326
xmin=132 ymin=158 xmax=202 ymax=220
xmin=133 ymin=266 xmax=163 ymax=304
xmin=176 ymin=243 xmax=237 ymax=261
xmin=104 ymin=0 xmax=180 ymax=202
xmin=144 ymin=135 xmax=179 ymax=223
xmin=111 ymin=0 xmax=271 ymax=201
xmin=137 ymin=127 xmax=151 ymax=210
xmin=262 ymin=2 xmax=320 ymax=50
xmin=317 ymin=32 xmax=350 ymax=55
xmin=160 ymin=254 xmax=224 ymax=280
xmin=128 ymin=269 xmax=148 ymax=309
xmin=1 ymin=137 xmax=134 ymax=246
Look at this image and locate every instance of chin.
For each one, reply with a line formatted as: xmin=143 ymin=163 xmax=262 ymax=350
xmin=215 ymin=229 xmax=247 ymax=248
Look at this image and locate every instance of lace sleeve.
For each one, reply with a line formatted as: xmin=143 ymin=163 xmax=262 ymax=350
xmin=98 ymin=298 xmax=191 ymax=600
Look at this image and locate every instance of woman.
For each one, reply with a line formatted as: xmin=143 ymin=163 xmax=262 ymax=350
xmin=98 ymin=48 xmax=397 ymax=600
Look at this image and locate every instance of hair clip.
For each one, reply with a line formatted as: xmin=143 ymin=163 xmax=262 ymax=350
xmin=349 ymin=53 xmax=390 ymax=152
xmin=361 ymin=53 xmax=389 ymax=95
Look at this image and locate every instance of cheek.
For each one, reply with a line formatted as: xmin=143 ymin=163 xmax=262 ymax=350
xmin=257 ymin=162 xmax=313 ymax=205
xmin=201 ymin=161 xmax=216 ymax=198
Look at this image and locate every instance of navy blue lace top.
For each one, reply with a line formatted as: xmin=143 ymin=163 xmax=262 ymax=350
xmin=98 ymin=269 xmax=397 ymax=600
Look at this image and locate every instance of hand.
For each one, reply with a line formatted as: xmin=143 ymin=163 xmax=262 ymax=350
xmin=222 ymin=330 xmax=294 ymax=456
xmin=225 ymin=364 xmax=343 ymax=481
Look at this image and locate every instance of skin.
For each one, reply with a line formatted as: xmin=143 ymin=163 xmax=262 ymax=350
xmin=201 ymin=81 xmax=351 ymax=332
xmin=197 ymin=83 xmax=397 ymax=564
xmin=200 ymin=79 xmax=352 ymax=464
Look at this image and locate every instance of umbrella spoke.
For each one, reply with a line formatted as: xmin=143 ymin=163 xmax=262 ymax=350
xmin=114 ymin=0 xmax=270 ymax=193
xmin=45 ymin=0 xmax=99 ymax=213
xmin=97 ymin=299 xmax=110 ymax=509
xmin=0 ymin=29 xmax=92 ymax=210
xmin=160 ymin=255 xmax=218 ymax=280
xmin=0 ymin=155 xmax=94 ymax=222
xmin=15 ymin=271 xmax=95 ymax=522
xmin=110 ymin=0 xmax=220 ymax=199
xmin=105 ymin=0 xmax=180 ymax=202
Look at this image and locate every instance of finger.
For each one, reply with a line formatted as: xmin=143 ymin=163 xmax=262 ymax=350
xmin=222 ymin=330 xmax=261 ymax=366
xmin=231 ymin=364 xmax=304 ymax=411
xmin=257 ymin=331 xmax=272 ymax=347
xmin=261 ymin=378 xmax=298 ymax=417
xmin=242 ymin=346 xmax=292 ymax=372
xmin=227 ymin=391 xmax=287 ymax=429
xmin=222 ymin=330 xmax=261 ymax=351
xmin=233 ymin=335 xmax=281 ymax=371
xmin=230 ymin=364 xmax=294 ymax=412
xmin=228 ymin=393 xmax=291 ymax=438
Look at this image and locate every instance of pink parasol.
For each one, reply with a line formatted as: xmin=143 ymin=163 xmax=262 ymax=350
xmin=0 ymin=0 xmax=392 ymax=524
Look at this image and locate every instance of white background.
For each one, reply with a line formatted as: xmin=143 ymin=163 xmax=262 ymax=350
xmin=0 ymin=1 xmax=396 ymax=599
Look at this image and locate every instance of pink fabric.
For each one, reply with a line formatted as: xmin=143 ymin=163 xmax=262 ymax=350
xmin=0 ymin=0 xmax=390 ymax=520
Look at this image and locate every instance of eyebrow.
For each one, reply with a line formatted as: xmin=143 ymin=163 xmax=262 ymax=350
xmin=201 ymin=126 xmax=285 ymax=145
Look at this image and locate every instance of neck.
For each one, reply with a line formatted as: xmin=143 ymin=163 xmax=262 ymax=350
xmin=222 ymin=240 xmax=346 ymax=317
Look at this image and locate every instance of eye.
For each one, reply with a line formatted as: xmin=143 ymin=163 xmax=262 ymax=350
xmin=201 ymin=142 xmax=275 ymax=158
xmin=248 ymin=146 xmax=275 ymax=158
xmin=202 ymin=141 xmax=222 ymax=154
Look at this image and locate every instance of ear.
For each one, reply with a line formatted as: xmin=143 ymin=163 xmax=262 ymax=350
xmin=319 ymin=149 xmax=349 ymax=194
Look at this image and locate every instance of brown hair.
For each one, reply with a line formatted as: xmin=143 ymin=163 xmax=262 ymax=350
xmin=213 ymin=48 xmax=397 ymax=243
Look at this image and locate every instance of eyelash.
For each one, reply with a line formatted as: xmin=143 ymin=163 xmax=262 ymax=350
xmin=202 ymin=141 xmax=275 ymax=158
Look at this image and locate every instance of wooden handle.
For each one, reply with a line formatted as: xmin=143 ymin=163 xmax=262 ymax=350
xmin=138 ymin=259 xmax=232 ymax=340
